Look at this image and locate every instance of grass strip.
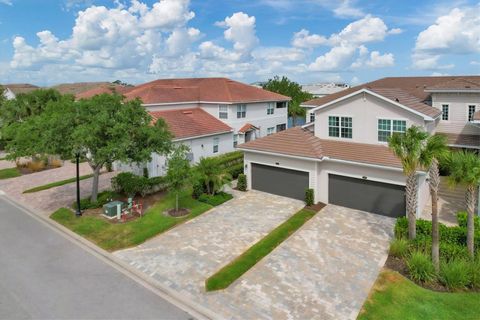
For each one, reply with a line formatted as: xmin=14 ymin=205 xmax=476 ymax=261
xmin=358 ymin=269 xmax=480 ymax=320
xmin=23 ymin=174 xmax=94 ymax=193
xmin=205 ymin=208 xmax=316 ymax=291
xmin=0 ymin=167 xmax=21 ymax=180
xmin=50 ymin=191 xmax=212 ymax=251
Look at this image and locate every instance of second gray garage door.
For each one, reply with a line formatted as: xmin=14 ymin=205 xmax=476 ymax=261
xmin=328 ymin=174 xmax=406 ymax=218
xmin=251 ymin=163 xmax=309 ymax=201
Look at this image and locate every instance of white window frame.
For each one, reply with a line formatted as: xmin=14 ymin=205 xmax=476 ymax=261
xmin=441 ymin=104 xmax=449 ymax=121
xmin=267 ymin=103 xmax=274 ymax=115
xmin=328 ymin=115 xmax=353 ymax=139
xmin=377 ymin=118 xmax=407 ymax=143
xmin=233 ymin=134 xmax=238 ymax=148
xmin=218 ymin=105 xmax=228 ymax=119
xmin=467 ymin=105 xmax=476 ymax=122
xmin=237 ymin=104 xmax=246 ymax=118
xmin=267 ymin=127 xmax=275 ymax=136
xmin=213 ymin=137 xmax=219 ymax=153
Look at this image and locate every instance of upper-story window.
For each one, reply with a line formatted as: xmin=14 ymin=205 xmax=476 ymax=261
xmin=442 ymin=104 xmax=449 ymax=121
xmin=378 ymin=119 xmax=406 ymax=142
xmin=267 ymin=127 xmax=275 ymax=136
xmin=276 ymin=123 xmax=286 ymax=132
xmin=218 ymin=105 xmax=228 ymax=119
xmin=468 ymin=105 xmax=476 ymax=122
xmin=237 ymin=104 xmax=246 ymax=118
xmin=310 ymin=113 xmax=315 ymax=123
xmin=213 ymin=137 xmax=219 ymax=153
xmin=276 ymin=101 xmax=287 ymax=109
xmin=267 ymin=103 xmax=274 ymax=115
xmin=233 ymin=134 xmax=238 ymax=148
xmin=328 ymin=116 xmax=352 ymax=139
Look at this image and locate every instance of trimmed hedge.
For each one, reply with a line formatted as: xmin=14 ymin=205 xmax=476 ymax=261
xmin=215 ymin=151 xmax=243 ymax=169
xmin=225 ymin=163 xmax=243 ymax=179
xmin=198 ymin=192 xmax=233 ymax=206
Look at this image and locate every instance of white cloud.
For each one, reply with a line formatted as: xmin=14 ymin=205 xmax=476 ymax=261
xmin=0 ymin=0 xmax=12 ymax=5
xmin=292 ymin=29 xmax=327 ymax=48
xmin=412 ymin=5 xmax=480 ymax=70
xmin=139 ymin=0 xmax=194 ymax=29
xmin=216 ymin=12 xmax=259 ymax=59
xmin=333 ymin=0 xmax=364 ymax=18
xmin=309 ymin=44 xmax=357 ymax=71
xmin=366 ymin=51 xmax=394 ymax=68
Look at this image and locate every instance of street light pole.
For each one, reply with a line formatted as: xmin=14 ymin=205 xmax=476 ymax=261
xmin=75 ymin=152 xmax=82 ymax=217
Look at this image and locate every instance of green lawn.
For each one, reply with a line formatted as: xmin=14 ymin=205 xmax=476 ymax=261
xmin=23 ymin=174 xmax=94 ymax=193
xmin=205 ymin=208 xmax=316 ymax=291
xmin=358 ymin=269 xmax=480 ymax=320
xmin=50 ymin=191 xmax=212 ymax=251
xmin=0 ymin=167 xmax=21 ymax=180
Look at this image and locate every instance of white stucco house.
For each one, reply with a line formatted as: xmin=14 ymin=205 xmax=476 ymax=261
xmin=238 ymin=76 xmax=480 ymax=218
xmin=78 ymin=77 xmax=290 ymax=177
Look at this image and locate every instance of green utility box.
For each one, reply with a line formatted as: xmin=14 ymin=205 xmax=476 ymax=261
xmin=103 ymin=200 xmax=123 ymax=218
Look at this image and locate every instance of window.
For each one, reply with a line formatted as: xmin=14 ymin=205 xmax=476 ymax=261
xmin=237 ymin=104 xmax=246 ymax=118
xmin=276 ymin=123 xmax=286 ymax=132
xmin=213 ymin=137 xmax=219 ymax=153
xmin=267 ymin=127 xmax=275 ymax=136
xmin=233 ymin=134 xmax=238 ymax=148
xmin=468 ymin=105 xmax=476 ymax=122
xmin=328 ymin=116 xmax=352 ymax=138
xmin=310 ymin=113 xmax=315 ymax=123
xmin=218 ymin=105 xmax=228 ymax=119
xmin=186 ymin=152 xmax=194 ymax=163
xmin=378 ymin=119 xmax=406 ymax=142
xmin=442 ymin=104 xmax=449 ymax=121
xmin=276 ymin=101 xmax=287 ymax=108
xmin=267 ymin=103 xmax=274 ymax=115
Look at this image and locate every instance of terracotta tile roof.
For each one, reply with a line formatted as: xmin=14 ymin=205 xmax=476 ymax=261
xmin=425 ymin=78 xmax=480 ymax=91
xmin=238 ymin=127 xmax=402 ymax=168
xmin=238 ymin=123 xmax=259 ymax=133
xmin=473 ymin=110 xmax=480 ymax=121
xmin=75 ymin=84 xmax=133 ymax=100
xmin=124 ymin=78 xmax=290 ymax=104
xmin=437 ymin=132 xmax=480 ymax=148
xmin=51 ymin=82 xmax=113 ymax=95
xmin=303 ymin=76 xmax=480 ymax=118
xmin=2 ymin=83 xmax=39 ymax=95
xmin=149 ymin=108 xmax=232 ymax=140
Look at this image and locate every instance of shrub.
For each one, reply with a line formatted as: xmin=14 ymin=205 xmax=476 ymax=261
xmin=440 ymin=259 xmax=470 ymax=290
xmin=198 ymin=192 xmax=233 ymax=206
xmin=49 ymin=158 xmax=63 ymax=168
xmin=111 ymin=172 xmax=148 ymax=196
xmin=407 ymin=251 xmax=436 ymax=283
xmin=305 ymin=188 xmax=314 ymax=206
xmin=394 ymin=216 xmax=409 ymax=239
xmin=192 ymin=180 xmax=206 ymax=199
xmin=226 ymin=163 xmax=243 ymax=179
xmin=457 ymin=211 xmax=480 ymax=230
xmin=390 ymin=238 xmax=410 ymax=258
xmin=237 ymin=174 xmax=247 ymax=191
xmin=469 ymin=257 xmax=480 ymax=289
xmin=216 ymin=151 xmax=243 ymax=168
xmin=440 ymin=242 xmax=470 ymax=262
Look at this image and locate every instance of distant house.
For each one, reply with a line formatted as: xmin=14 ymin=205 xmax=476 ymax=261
xmin=301 ymin=83 xmax=350 ymax=123
xmin=79 ymin=77 xmax=290 ymax=177
xmin=239 ymin=76 xmax=480 ymax=217
xmin=1 ymin=83 xmax=39 ymax=100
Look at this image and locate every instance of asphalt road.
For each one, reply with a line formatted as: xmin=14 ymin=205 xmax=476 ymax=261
xmin=0 ymin=196 xmax=193 ymax=320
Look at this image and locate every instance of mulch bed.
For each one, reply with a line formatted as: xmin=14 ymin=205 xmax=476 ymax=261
xmin=304 ymin=202 xmax=327 ymax=212
xmin=17 ymin=165 xmax=62 ymax=175
xmin=165 ymin=208 xmax=190 ymax=217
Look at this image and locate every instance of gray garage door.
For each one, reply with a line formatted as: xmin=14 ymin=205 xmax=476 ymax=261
xmin=328 ymin=174 xmax=406 ymax=218
xmin=251 ymin=163 xmax=309 ymax=200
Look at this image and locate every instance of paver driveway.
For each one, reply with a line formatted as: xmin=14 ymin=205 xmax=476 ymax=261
xmin=116 ymin=197 xmax=394 ymax=319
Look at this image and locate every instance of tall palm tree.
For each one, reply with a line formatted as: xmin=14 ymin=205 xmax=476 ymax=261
xmin=389 ymin=126 xmax=429 ymax=240
xmin=420 ymin=134 xmax=449 ymax=271
xmin=447 ymin=150 xmax=480 ymax=257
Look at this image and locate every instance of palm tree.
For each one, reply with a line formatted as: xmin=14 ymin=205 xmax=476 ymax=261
xmin=447 ymin=150 xmax=480 ymax=257
xmin=420 ymin=134 xmax=449 ymax=271
xmin=195 ymin=157 xmax=231 ymax=195
xmin=388 ymin=126 xmax=430 ymax=240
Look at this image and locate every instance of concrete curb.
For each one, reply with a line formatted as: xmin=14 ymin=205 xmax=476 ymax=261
xmin=0 ymin=192 xmax=219 ymax=320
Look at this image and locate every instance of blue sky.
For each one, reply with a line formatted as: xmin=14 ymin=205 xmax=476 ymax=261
xmin=0 ymin=0 xmax=479 ymax=86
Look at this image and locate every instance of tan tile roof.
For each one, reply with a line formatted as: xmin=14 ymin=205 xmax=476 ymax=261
xmin=51 ymin=82 xmax=113 ymax=95
xmin=370 ymin=88 xmax=440 ymax=118
xmin=124 ymin=78 xmax=290 ymax=104
xmin=426 ymin=78 xmax=480 ymax=91
xmin=238 ymin=127 xmax=402 ymax=168
xmin=473 ymin=111 xmax=480 ymax=121
xmin=303 ymin=76 xmax=480 ymax=118
xmin=238 ymin=123 xmax=258 ymax=133
xmin=438 ymin=132 xmax=480 ymax=148
xmin=149 ymin=108 xmax=232 ymax=140
xmin=2 ymin=83 xmax=39 ymax=95
xmin=75 ymin=84 xmax=133 ymax=100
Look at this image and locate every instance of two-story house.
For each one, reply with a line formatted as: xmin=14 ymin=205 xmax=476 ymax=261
xmin=77 ymin=77 xmax=290 ymax=177
xmin=238 ymin=76 xmax=480 ymax=218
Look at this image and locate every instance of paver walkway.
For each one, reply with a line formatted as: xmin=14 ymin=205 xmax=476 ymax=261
xmin=0 ymin=161 xmax=115 ymax=216
xmin=115 ymin=196 xmax=394 ymax=319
